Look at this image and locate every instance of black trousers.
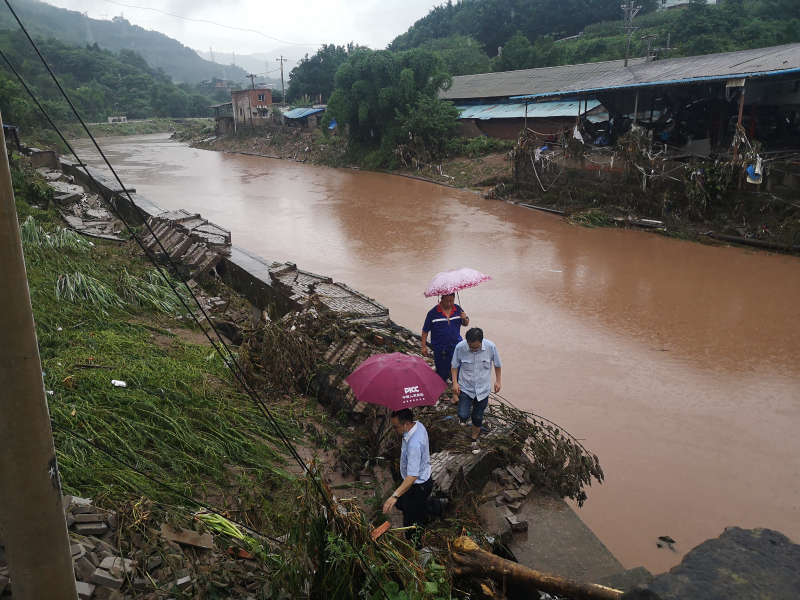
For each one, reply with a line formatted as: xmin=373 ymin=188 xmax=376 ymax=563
xmin=395 ymin=479 xmax=442 ymax=542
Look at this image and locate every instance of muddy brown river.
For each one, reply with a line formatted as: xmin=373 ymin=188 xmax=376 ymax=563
xmin=73 ymin=133 xmax=800 ymax=574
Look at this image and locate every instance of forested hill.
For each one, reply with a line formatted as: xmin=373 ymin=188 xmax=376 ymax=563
xmin=388 ymin=0 xmax=659 ymax=56
xmin=0 ymin=0 xmax=249 ymax=83
xmin=389 ymin=0 xmax=800 ymax=74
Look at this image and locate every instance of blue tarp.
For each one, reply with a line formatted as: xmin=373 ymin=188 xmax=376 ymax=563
xmin=283 ymin=107 xmax=324 ymax=119
xmin=328 ymin=118 xmax=337 ymax=129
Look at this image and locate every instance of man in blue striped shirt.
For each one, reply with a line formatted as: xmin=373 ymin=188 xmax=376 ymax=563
xmin=451 ymin=328 xmax=502 ymax=455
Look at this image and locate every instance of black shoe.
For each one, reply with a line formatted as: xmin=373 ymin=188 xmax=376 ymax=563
xmin=439 ymin=498 xmax=449 ymax=520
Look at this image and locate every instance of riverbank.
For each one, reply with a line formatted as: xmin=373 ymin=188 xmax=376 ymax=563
xmin=183 ymin=125 xmax=800 ymax=255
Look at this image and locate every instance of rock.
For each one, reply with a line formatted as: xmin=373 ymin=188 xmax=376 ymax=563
xmin=75 ymin=581 xmax=95 ymax=599
xmin=91 ymin=568 xmax=124 ymax=589
xmin=74 ymin=523 xmax=108 ymax=536
xmin=132 ymin=577 xmax=151 ymax=591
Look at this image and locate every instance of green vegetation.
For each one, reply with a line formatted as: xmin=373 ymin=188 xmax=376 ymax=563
xmin=323 ymin=48 xmax=459 ymax=168
xmin=287 ymin=44 xmax=357 ymax=104
xmin=0 ymin=29 xmax=216 ymax=128
xmin=389 ymin=0 xmax=800 ymax=74
xmin=11 ymin=158 xmax=305 ymax=534
xmin=389 ymin=0 xmax=658 ymax=57
xmin=0 ymin=0 xmax=248 ymax=84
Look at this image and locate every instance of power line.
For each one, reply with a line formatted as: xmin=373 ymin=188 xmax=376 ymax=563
xmin=1 ymin=4 xmax=389 ymax=594
xmin=101 ymin=0 xmax=321 ymax=47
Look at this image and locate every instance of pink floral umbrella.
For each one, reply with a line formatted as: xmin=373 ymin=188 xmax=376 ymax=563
xmin=424 ymin=268 xmax=492 ymax=298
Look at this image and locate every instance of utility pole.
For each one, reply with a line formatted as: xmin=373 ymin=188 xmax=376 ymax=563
xmin=653 ymin=32 xmax=674 ymax=60
xmin=641 ymin=34 xmax=657 ymax=61
xmin=0 ymin=114 xmax=79 ymax=600
xmin=246 ymin=74 xmax=256 ymax=89
xmin=276 ymin=55 xmax=288 ymax=105
xmin=620 ymin=1 xmax=642 ymax=67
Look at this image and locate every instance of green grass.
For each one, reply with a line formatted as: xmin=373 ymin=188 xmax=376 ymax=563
xmin=10 ymin=164 xmax=316 ymax=534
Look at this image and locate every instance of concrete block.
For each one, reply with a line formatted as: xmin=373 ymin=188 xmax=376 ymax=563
xmin=71 ymin=543 xmax=86 ymax=560
xmin=502 ymin=490 xmax=522 ymax=502
xmin=91 ymin=567 xmax=124 ymax=589
xmin=491 ymin=468 xmax=505 ymax=482
xmin=74 ymin=513 xmax=106 ymax=523
xmin=132 ymin=577 xmax=152 ymax=591
xmin=66 ymin=513 xmax=76 ymax=528
xmin=100 ymin=556 xmax=135 ymax=573
xmin=71 ymin=505 xmax=95 ymax=514
xmin=494 ymin=494 xmax=506 ymax=506
xmin=147 ymin=556 xmax=163 ymax=571
xmin=511 ymin=518 xmax=529 ymax=533
xmin=498 ymin=505 xmax=514 ymax=518
xmin=506 ymin=501 xmax=522 ymax=513
xmin=75 ymin=581 xmax=95 ymax=599
xmin=518 ymin=484 xmax=533 ymax=498
xmin=73 ymin=522 xmax=108 ymax=536
xmin=506 ymin=465 xmax=525 ymax=485
xmin=176 ymin=575 xmax=193 ymax=591
xmin=76 ymin=556 xmax=96 ymax=581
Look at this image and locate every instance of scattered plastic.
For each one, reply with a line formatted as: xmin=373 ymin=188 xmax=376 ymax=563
xmin=111 ymin=380 xmax=127 ymax=388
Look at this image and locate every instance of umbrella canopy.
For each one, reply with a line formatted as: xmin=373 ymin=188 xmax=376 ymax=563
xmin=424 ymin=268 xmax=492 ymax=298
xmin=345 ymin=353 xmax=446 ymax=411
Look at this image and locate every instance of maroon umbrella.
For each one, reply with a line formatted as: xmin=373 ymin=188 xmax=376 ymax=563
xmin=345 ymin=353 xmax=446 ymax=411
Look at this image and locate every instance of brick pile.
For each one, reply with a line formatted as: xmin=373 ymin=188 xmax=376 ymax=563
xmin=0 ymin=496 xmax=275 ymax=600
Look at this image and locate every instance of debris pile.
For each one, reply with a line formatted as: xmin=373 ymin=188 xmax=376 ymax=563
xmin=50 ymin=496 xmax=275 ymax=600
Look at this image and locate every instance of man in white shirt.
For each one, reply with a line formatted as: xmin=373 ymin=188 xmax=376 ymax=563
xmin=451 ymin=328 xmax=502 ymax=455
xmin=382 ymin=408 xmax=445 ymax=544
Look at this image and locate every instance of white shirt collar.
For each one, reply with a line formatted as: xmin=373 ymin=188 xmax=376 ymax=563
xmin=406 ymin=422 xmax=419 ymax=437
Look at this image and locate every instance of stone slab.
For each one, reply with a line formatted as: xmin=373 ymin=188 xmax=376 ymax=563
xmin=507 ymin=490 xmax=625 ymax=583
xmin=75 ymin=581 xmax=95 ymax=599
xmin=73 ymin=523 xmax=108 ymax=536
xmin=622 ymin=527 xmax=800 ymax=600
xmin=91 ymin=567 xmax=123 ymax=589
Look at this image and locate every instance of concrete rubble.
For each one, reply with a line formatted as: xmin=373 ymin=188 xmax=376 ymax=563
xmin=0 ymin=495 xmax=275 ymax=600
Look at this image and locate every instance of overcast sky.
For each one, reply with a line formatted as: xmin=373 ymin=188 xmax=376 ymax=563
xmin=41 ymin=0 xmax=440 ymax=56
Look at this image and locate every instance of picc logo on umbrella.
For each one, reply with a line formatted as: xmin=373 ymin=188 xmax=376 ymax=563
xmin=402 ymin=386 xmax=425 ymax=404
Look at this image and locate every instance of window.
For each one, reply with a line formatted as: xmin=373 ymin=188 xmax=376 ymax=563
xmin=258 ymin=93 xmax=266 ymax=101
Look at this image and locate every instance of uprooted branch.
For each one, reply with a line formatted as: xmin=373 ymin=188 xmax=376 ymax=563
xmin=450 ymin=536 xmax=622 ymax=600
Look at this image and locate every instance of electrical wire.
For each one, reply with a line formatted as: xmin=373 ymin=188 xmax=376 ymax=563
xmin=50 ymin=420 xmax=285 ymax=546
xmin=101 ymin=0 xmax=321 ymax=47
xmin=2 ymin=3 xmax=390 ymax=594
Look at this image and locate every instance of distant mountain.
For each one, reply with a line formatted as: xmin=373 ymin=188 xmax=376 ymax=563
xmin=0 ymin=0 xmax=250 ymax=83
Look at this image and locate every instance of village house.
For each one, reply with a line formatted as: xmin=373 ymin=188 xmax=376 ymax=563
xmin=232 ymin=88 xmax=273 ymax=128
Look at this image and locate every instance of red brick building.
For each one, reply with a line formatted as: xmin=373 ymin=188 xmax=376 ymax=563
xmin=232 ymin=89 xmax=273 ymax=127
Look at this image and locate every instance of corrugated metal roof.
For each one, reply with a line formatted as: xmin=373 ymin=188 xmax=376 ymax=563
xmin=439 ymin=58 xmax=647 ymax=101
xmin=283 ymin=107 xmax=324 ymax=119
xmin=512 ymin=43 xmax=800 ymax=99
xmin=456 ymin=99 xmax=600 ymax=120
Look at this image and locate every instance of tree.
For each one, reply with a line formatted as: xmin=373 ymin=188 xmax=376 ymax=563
xmin=421 ymin=34 xmax=491 ymax=76
xmin=492 ymin=31 xmax=533 ymax=72
xmin=286 ymin=44 xmax=353 ymax=103
xmin=397 ymin=95 xmax=462 ymax=162
xmin=324 ymin=48 xmax=456 ymax=166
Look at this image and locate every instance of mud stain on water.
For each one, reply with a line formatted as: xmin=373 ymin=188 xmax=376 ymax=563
xmin=74 ymin=134 xmax=800 ymax=574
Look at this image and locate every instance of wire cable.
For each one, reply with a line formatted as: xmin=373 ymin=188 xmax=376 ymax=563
xmin=102 ymin=0 xmax=320 ymax=47
xmin=50 ymin=420 xmax=285 ymax=546
xmin=2 ymin=4 xmax=390 ymax=594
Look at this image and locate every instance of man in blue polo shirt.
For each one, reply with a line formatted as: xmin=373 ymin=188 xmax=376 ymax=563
xmin=382 ymin=408 xmax=445 ymax=545
xmin=421 ymin=293 xmax=469 ymax=388
xmin=451 ymin=328 xmax=502 ymax=455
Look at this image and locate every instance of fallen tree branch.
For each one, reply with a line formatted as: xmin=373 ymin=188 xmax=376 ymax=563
xmin=450 ymin=536 xmax=623 ymax=600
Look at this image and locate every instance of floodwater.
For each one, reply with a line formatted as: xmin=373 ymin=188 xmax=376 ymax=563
xmin=72 ymin=134 xmax=800 ymax=574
